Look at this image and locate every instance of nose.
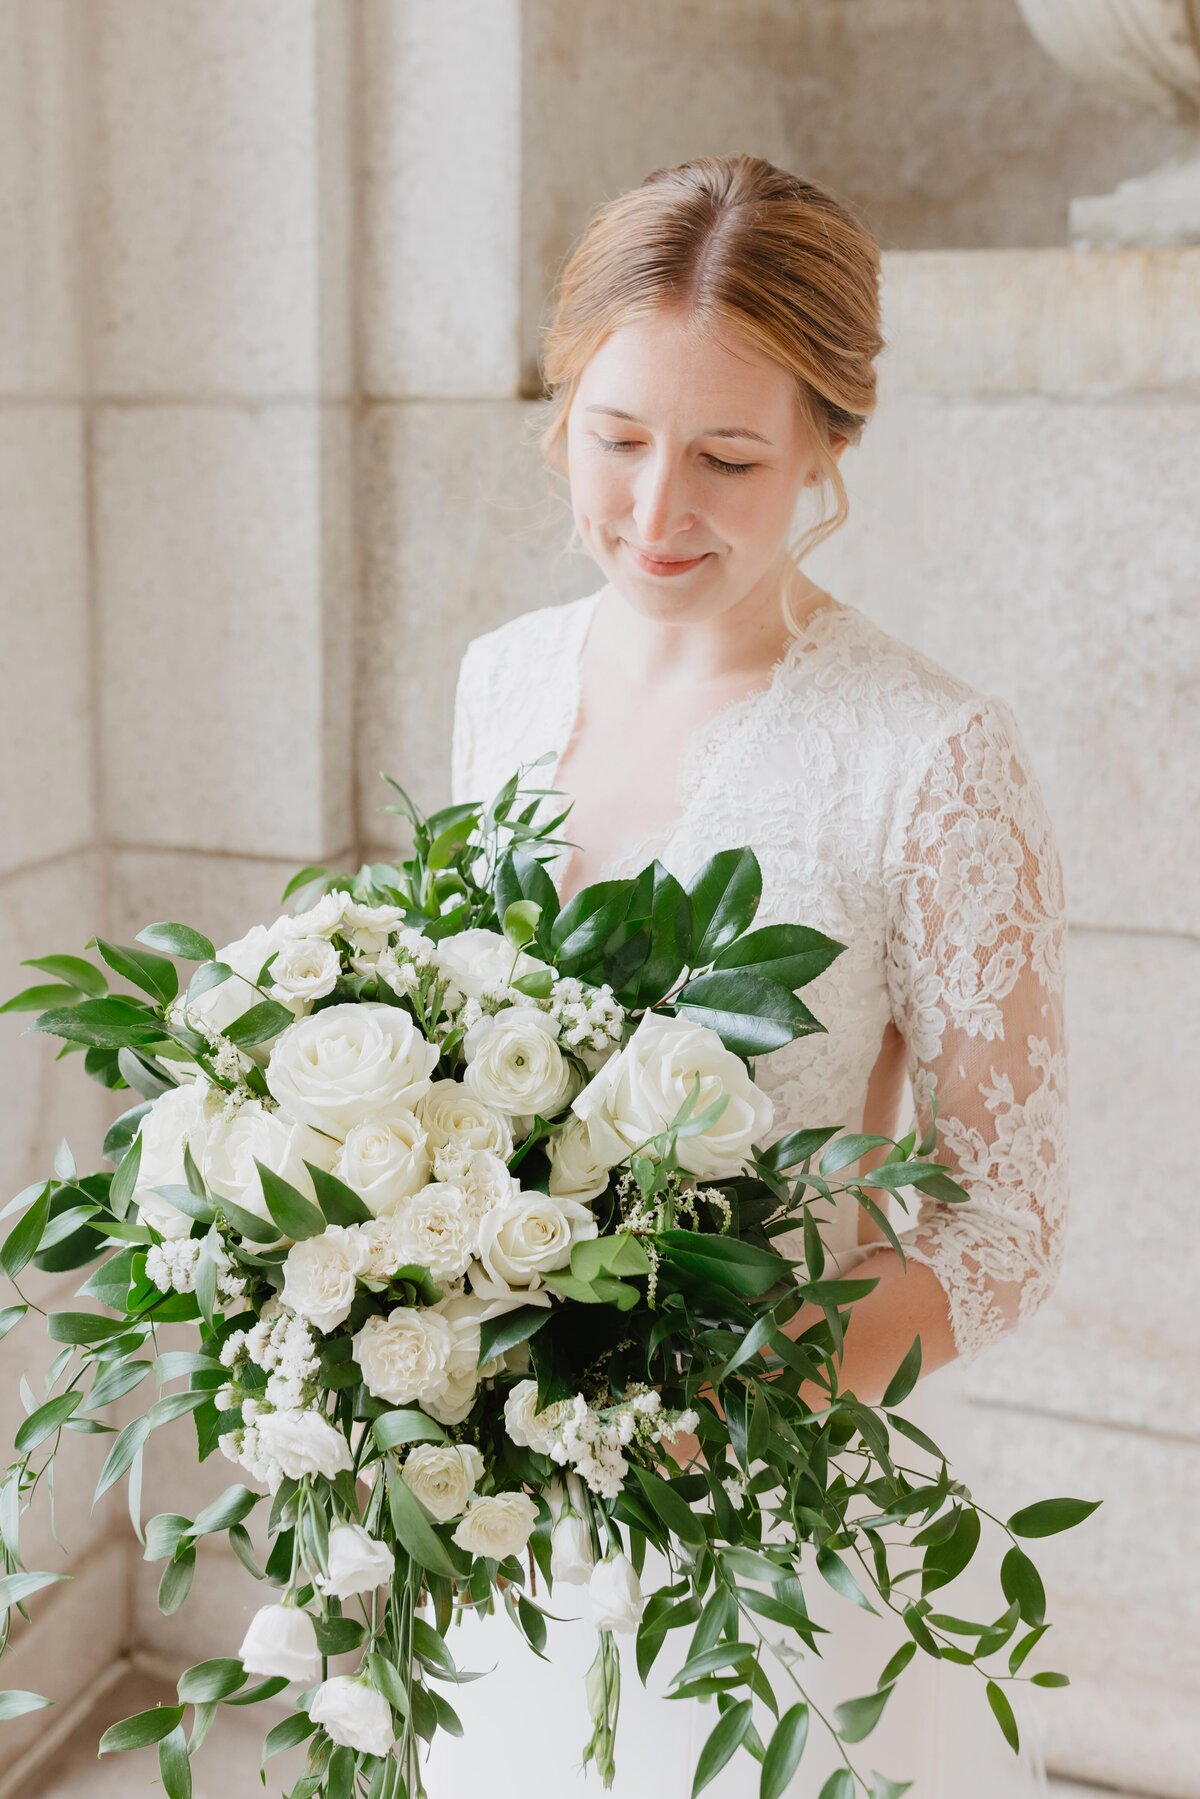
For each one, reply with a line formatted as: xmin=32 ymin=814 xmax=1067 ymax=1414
xmin=631 ymin=450 xmax=697 ymax=547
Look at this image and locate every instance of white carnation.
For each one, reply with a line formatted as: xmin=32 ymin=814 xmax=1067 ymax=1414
xmin=389 ymin=1182 xmax=476 ymax=1283
xmin=281 ymin=1227 xmax=365 ymax=1333
xmin=352 ymin=1308 xmax=454 ymax=1408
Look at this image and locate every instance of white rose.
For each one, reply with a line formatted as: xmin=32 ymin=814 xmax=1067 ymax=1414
xmin=334 ymin=1112 xmax=431 ymax=1217
xmin=435 ymin=928 xmax=545 ymax=1002
xmin=281 ymin=889 xmax=353 ymax=941
xmin=353 ymin=1308 xmax=454 ymax=1408
xmin=450 ymin=1491 xmax=539 ymax=1561
xmin=256 ymin=1409 xmax=353 ymax=1482
xmin=309 ymin=1676 xmax=394 ymax=1758
xmin=281 ymin=1227 xmax=365 ymax=1333
xmin=390 ymin=1182 xmax=476 ymax=1283
xmin=200 ymin=1100 xmax=336 ymax=1225
xmin=572 ymin=1009 xmax=774 ymax=1181
xmin=588 ymin=1552 xmax=645 ymax=1634
xmin=474 ymin=1191 xmax=597 ymax=1294
xmin=503 ymin=1379 xmax=573 ymax=1455
xmin=133 ymin=1080 xmax=215 ymax=1240
xmin=267 ymin=936 xmax=341 ymax=1007
xmin=462 ymin=1008 xmax=578 ymax=1119
xmin=316 ymin=1522 xmax=394 ymax=1599
xmin=546 ymin=1111 xmax=628 ymax=1203
xmin=266 ymin=1003 xmax=440 ymax=1141
xmin=551 ymin=1510 xmax=595 ymax=1585
xmin=400 ymin=1443 xmax=484 ymax=1522
xmin=238 ymin=1602 xmax=322 ymax=1683
xmin=419 ymin=1080 xmax=514 ymax=1160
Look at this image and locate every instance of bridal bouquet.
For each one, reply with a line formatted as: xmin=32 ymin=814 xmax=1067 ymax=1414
xmin=0 ymin=761 xmax=1096 ymax=1799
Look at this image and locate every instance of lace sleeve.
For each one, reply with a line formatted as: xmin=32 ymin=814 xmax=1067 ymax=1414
xmin=869 ymin=697 xmax=1071 ymax=1367
xmin=450 ymin=639 xmax=480 ymax=807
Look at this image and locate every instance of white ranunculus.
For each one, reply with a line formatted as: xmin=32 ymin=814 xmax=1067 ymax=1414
xmin=188 ymin=921 xmax=291 ymax=1037
xmin=133 ymin=1079 xmax=216 ymax=1240
xmin=266 ymin=1003 xmax=440 ymax=1141
xmin=474 ymin=1190 xmax=597 ymax=1294
xmin=309 ymin=1676 xmax=394 ymax=1758
xmin=389 ymin=1182 xmax=476 ymax=1284
xmin=238 ymin=1602 xmax=322 ymax=1683
xmin=451 ymin=1491 xmax=539 ymax=1561
xmin=267 ymin=935 xmax=341 ymax=1007
xmin=353 ymin=1308 xmax=454 ymax=1408
xmin=572 ymin=1008 xmax=775 ymax=1181
xmin=551 ymin=1509 xmax=595 ymax=1585
xmin=400 ymin=1443 xmax=484 ymax=1522
xmin=316 ymin=1522 xmax=395 ymax=1599
xmin=435 ymin=928 xmax=545 ymax=1002
xmin=588 ymin=1552 xmax=646 ymax=1634
xmin=281 ymin=1227 xmax=365 ymax=1333
xmin=419 ymin=1080 xmax=514 ymax=1160
xmin=256 ymin=1409 xmax=353 ymax=1482
xmin=334 ymin=1112 xmax=430 ymax=1217
xmin=461 ymin=1007 xmax=578 ymax=1120
xmin=200 ymin=1100 xmax=337 ymax=1225
xmin=545 ymin=1110 xmax=628 ymax=1203
xmin=503 ymin=1380 xmax=573 ymax=1455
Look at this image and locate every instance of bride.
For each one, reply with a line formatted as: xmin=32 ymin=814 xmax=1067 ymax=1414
xmin=428 ymin=155 xmax=1066 ymax=1796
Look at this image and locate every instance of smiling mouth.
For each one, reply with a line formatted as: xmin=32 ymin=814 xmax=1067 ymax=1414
xmin=623 ymin=542 xmax=710 ymax=568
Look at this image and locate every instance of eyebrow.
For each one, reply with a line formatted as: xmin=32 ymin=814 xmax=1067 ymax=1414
xmin=583 ymin=405 xmax=773 ymax=446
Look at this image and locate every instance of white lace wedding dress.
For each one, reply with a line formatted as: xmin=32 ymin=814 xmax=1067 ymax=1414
xmin=424 ymin=582 xmax=1068 ymax=1797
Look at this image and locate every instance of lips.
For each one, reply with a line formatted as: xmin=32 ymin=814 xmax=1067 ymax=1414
xmin=623 ymin=542 xmax=710 ymax=575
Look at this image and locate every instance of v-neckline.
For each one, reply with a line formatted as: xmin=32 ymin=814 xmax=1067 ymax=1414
xmin=546 ymin=582 xmax=846 ymax=901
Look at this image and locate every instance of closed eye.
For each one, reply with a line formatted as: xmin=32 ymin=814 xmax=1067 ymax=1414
xmin=594 ymin=437 xmax=755 ymax=477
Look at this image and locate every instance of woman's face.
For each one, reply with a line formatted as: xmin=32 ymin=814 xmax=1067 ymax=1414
xmin=565 ymin=309 xmax=843 ymax=625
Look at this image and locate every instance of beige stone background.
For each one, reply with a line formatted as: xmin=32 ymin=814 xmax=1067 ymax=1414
xmin=0 ymin=1 xmax=1196 ymax=1795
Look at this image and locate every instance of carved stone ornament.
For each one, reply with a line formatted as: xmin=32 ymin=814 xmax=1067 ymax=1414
xmin=1016 ymin=0 xmax=1200 ymax=245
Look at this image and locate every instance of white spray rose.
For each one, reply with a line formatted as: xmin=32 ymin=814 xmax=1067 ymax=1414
xmin=352 ymin=1308 xmax=454 ymax=1408
xmin=503 ymin=1379 xmax=573 ymax=1456
xmin=238 ymin=1602 xmax=321 ymax=1683
xmin=588 ymin=1552 xmax=646 ymax=1634
xmin=309 ymin=1676 xmax=394 ymax=1757
xmin=474 ymin=1190 xmax=597 ymax=1295
xmin=200 ymin=1100 xmax=336 ymax=1224
xmin=334 ymin=1112 xmax=431 ymax=1217
xmin=418 ymin=1080 xmax=514 ymax=1160
xmin=133 ymin=1080 xmax=215 ymax=1240
xmin=551 ymin=1509 xmax=595 ymax=1585
xmin=340 ymin=900 xmax=406 ymax=956
xmin=281 ymin=1227 xmax=365 ymax=1333
xmin=450 ymin=1491 xmax=539 ymax=1561
xmin=280 ymin=889 xmax=352 ymax=941
xmin=420 ymin=1290 xmax=537 ymax=1427
xmin=267 ymin=936 xmax=341 ymax=1007
xmin=389 ymin=1182 xmax=476 ymax=1284
xmin=400 ymin=1443 xmax=484 ymax=1522
xmin=546 ymin=1110 xmax=628 ymax=1203
xmin=316 ymin=1522 xmax=395 ymax=1599
xmin=266 ymin=1003 xmax=439 ymax=1141
xmin=256 ymin=1409 xmax=353 ymax=1482
xmin=187 ymin=921 xmax=290 ymax=1037
xmin=461 ymin=1007 xmax=578 ymax=1119
xmin=435 ymin=927 xmax=545 ymax=1001
xmin=572 ymin=1008 xmax=774 ymax=1181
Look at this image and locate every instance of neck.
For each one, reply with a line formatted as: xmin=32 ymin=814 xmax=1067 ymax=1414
xmin=600 ymin=562 xmax=830 ymax=687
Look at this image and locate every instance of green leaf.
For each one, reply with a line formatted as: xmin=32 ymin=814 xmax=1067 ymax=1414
xmin=760 ymin=1702 xmax=809 ymax=1799
xmin=476 ymin=1304 xmax=552 ymax=1366
xmin=673 ymin=969 xmax=824 ymax=1059
xmin=657 ymin=1229 xmax=785 ymax=1298
xmin=177 ymin=1659 xmax=247 ymax=1704
xmin=0 ymin=982 xmax=86 ymax=1015
xmin=633 ymin=1465 xmax=706 ymax=1547
xmin=256 ymin=1162 xmax=325 ymax=1240
xmin=671 ymin=1642 xmax=756 ymax=1687
xmin=136 ymin=923 xmax=216 ymax=963
xmin=692 ymin=1698 xmax=753 ymax=1796
xmin=314 ymin=1616 xmax=366 ymax=1657
xmin=262 ymin=1712 xmax=318 ymax=1761
xmin=387 ymin=1469 xmax=466 ymax=1579
xmin=99 ymin=1704 xmax=186 ymax=1753
xmin=144 ymin=1514 xmax=193 ymax=1562
xmin=1029 ymin=1670 xmax=1070 ymax=1687
xmin=1 ymin=1182 xmax=52 ymax=1280
xmin=816 ymin=1546 xmax=879 ymax=1614
xmin=90 ymin=937 xmax=179 ymax=1006
xmin=1000 ymin=1545 xmax=1046 ymax=1626
xmin=832 ymin=1684 xmax=894 ymax=1742
xmin=1006 ymin=1497 xmax=1101 ymax=1539
xmin=187 ymin=1485 xmax=260 ymax=1539
xmin=14 ymin=1390 xmax=83 ymax=1453
xmin=47 ymin=1310 xmax=123 ymax=1346
xmin=571 ymin=1232 xmax=651 ymax=1281
xmin=305 ymin=1161 xmax=373 ymax=1226
xmin=985 ymin=1679 xmax=1019 ymax=1752
xmin=30 ymin=996 xmax=164 ymax=1048
xmin=0 ymin=1690 xmax=53 ymax=1721
xmin=880 ymin=1334 xmax=922 ymax=1410
xmin=158 ymin=1545 xmax=196 ymax=1614
xmin=20 ymin=953 xmax=107 ymax=996
xmin=224 ymin=999 xmax=296 ymax=1048
xmin=0 ymin=1304 xmax=27 ymax=1341
xmin=0 ymin=1570 xmax=68 ymax=1612
xmin=373 ymin=1409 xmax=449 ymax=1452
xmin=95 ymin=1413 xmax=152 ymax=1501
xmin=818 ymin=1775 xmax=855 ymax=1799
xmin=922 ymin=1506 xmax=981 ymax=1595
xmin=158 ymin=1724 xmax=192 ymax=1799
xmin=687 ymin=848 xmax=763 ymax=964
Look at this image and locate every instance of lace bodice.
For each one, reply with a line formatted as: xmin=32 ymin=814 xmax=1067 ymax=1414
xmin=450 ymin=585 xmax=1070 ymax=1367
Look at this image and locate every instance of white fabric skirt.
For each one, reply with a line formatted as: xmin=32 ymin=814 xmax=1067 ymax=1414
xmin=419 ymin=1356 xmax=1050 ymax=1798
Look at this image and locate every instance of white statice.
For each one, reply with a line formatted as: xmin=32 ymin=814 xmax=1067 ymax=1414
xmin=220 ymin=1305 xmax=320 ymax=1414
xmin=588 ymin=1552 xmax=646 ymax=1634
xmin=450 ymin=1490 xmax=540 ymax=1561
xmin=549 ymin=974 xmax=626 ymax=1064
xmin=461 ymin=1007 xmax=579 ymax=1120
xmin=572 ymin=1007 xmax=775 ymax=1181
xmin=256 ymin=1408 xmax=353 ymax=1482
xmin=267 ymin=935 xmax=341 ymax=1008
xmin=388 ymin=1182 xmax=476 ymax=1284
xmin=132 ymin=1079 xmax=216 ymax=1240
xmin=721 ymin=1472 xmax=749 ymax=1509
xmin=239 ymin=1602 xmax=322 ymax=1683
xmin=334 ymin=1112 xmax=431 ymax=1218
xmin=473 ymin=1190 xmax=597 ymax=1297
xmin=353 ymin=1308 xmax=454 ymax=1409
xmin=281 ymin=1226 xmax=365 ymax=1332
xmin=266 ymin=1003 xmax=440 ymax=1141
xmin=434 ymin=928 xmax=546 ymax=1003
xmin=418 ymin=1080 xmax=514 ymax=1161
xmin=316 ymin=1522 xmax=395 ymax=1600
xmin=400 ymin=1443 xmax=484 ymax=1522
xmin=200 ymin=1100 xmax=337 ymax=1225
xmin=310 ymin=1676 xmax=394 ymax=1758
xmin=538 ymin=1391 xmax=700 ymax=1502
xmin=503 ymin=1380 xmax=576 ymax=1457
xmin=545 ymin=1110 xmax=629 ymax=1204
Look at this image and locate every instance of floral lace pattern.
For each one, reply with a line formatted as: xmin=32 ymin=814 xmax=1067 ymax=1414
xmin=451 ymin=586 xmax=1069 ymax=1367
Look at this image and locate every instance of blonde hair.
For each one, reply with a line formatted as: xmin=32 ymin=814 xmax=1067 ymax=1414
xmin=532 ymin=155 xmax=885 ymax=634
